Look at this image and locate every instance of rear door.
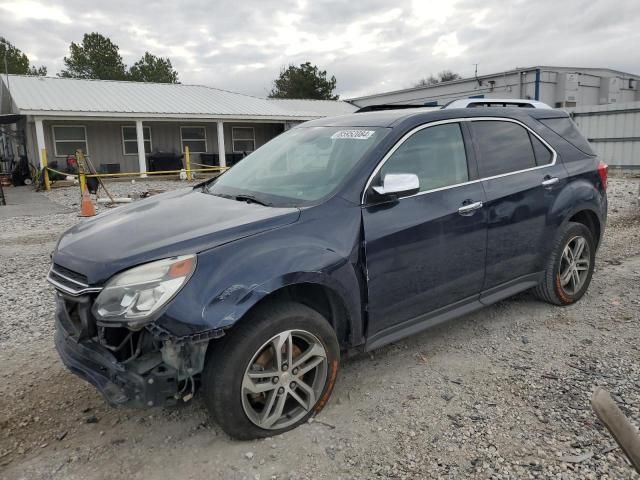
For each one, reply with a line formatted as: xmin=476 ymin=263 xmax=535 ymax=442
xmin=362 ymin=122 xmax=487 ymax=338
xmin=468 ymin=119 xmax=566 ymax=290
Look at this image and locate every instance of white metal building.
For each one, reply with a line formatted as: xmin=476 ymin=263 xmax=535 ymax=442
xmin=0 ymin=75 xmax=356 ymax=175
xmin=349 ymin=66 xmax=640 ymax=109
xmin=568 ymin=101 xmax=640 ymax=168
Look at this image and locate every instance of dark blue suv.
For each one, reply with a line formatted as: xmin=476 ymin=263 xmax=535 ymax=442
xmin=49 ymin=107 xmax=607 ymax=439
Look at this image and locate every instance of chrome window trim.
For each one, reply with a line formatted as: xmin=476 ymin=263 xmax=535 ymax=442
xmin=361 ymin=116 xmax=557 ymax=205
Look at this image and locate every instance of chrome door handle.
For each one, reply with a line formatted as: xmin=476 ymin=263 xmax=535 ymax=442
xmin=458 ymin=201 xmax=483 ymax=216
xmin=541 ymin=177 xmax=559 ymax=188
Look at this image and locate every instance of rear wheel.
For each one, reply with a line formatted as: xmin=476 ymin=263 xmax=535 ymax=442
xmin=535 ymin=222 xmax=596 ymax=305
xmin=202 ymin=301 xmax=340 ymax=439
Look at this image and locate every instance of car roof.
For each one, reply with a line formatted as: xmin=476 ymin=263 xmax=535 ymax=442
xmin=300 ymin=106 xmax=569 ymax=129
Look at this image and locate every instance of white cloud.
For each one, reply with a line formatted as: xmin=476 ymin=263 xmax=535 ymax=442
xmin=432 ymin=32 xmax=467 ymax=58
xmin=0 ymin=1 xmax=71 ymax=23
xmin=0 ymin=0 xmax=638 ymax=98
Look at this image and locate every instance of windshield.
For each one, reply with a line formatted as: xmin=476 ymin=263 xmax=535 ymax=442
xmin=207 ymin=126 xmax=389 ymax=206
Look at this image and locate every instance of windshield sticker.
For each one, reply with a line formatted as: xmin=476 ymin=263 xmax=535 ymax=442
xmin=331 ymin=130 xmax=375 ymax=140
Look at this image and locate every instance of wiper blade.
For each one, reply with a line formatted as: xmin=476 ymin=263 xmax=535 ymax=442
xmin=234 ymin=194 xmax=272 ymax=207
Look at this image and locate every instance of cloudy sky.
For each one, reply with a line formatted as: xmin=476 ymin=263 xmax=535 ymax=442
xmin=1 ymin=0 xmax=639 ymax=99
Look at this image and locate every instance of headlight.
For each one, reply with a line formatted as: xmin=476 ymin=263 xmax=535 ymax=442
xmin=92 ymin=255 xmax=196 ymax=327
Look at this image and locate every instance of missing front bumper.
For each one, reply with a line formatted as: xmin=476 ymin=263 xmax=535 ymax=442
xmin=54 ymin=293 xmax=183 ymax=408
xmin=55 ymin=324 xmax=181 ymax=408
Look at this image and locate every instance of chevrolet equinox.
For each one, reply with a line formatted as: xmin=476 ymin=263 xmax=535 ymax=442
xmin=49 ymin=107 xmax=608 ymax=439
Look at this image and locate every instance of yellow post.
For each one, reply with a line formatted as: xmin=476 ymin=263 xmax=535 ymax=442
xmin=41 ymin=148 xmax=51 ymax=191
xmin=76 ymin=150 xmax=86 ymax=194
xmin=184 ymin=146 xmax=192 ymax=181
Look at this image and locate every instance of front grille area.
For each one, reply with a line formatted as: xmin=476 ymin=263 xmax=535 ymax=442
xmin=48 ymin=263 xmax=102 ymax=296
xmin=53 ymin=264 xmax=89 ymax=285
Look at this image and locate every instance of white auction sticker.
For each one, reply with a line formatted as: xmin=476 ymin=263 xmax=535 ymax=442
xmin=331 ymin=130 xmax=375 ymax=140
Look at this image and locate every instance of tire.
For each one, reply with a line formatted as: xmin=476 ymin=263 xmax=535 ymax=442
xmin=202 ymin=301 xmax=340 ymax=440
xmin=535 ymin=221 xmax=596 ymax=305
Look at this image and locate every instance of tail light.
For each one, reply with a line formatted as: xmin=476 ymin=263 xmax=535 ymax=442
xmin=597 ymin=160 xmax=608 ymax=191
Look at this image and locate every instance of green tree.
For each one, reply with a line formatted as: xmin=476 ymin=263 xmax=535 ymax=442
xmin=59 ymin=33 xmax=126 ymax=80
xmin=128 ymin=52 xmax=179 ymax=83
xmin=0 ymin=37 xmax=47 ymax=75
xmin=268 ymin=62 xmax=338 ymax=100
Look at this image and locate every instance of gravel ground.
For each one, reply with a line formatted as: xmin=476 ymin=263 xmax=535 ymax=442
xmin=0 ymin=176 xmax=639 ymax=480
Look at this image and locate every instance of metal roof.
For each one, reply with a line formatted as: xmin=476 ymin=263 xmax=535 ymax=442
xmin=348 ymin=66 xmax=640 ymax=102
xmin=0 ymin=75 xmax=356 ymax=120
xmin=267 ymin=98 xmax=357 ymax=117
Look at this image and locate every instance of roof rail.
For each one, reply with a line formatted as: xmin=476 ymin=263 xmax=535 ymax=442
xmin=355 ymin=104 xmax=441 ymax=113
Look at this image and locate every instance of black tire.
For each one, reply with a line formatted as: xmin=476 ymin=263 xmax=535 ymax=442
xmin=202 ymin=301 xmax=340 ymax=440
xmin=535 ymin=222 xmax=596 ymax=305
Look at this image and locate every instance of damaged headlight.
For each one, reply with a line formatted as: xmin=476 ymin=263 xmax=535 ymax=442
xmin=92 ymin=255 xmax=196 ymax=327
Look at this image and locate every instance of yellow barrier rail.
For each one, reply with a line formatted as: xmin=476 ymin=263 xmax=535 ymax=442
xmin=83 ymin=167 xmax=226 ymax=178
xmin=40 ymin=148 xmax=228 ymax=196
xmin=45 ymin=166 xmax=79 ymax=178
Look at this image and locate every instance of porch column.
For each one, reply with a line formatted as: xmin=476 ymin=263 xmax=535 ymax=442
xmin=216 ymin=120 xmax=226 ymax=167
xmin=34 ymin=117 xmax=46 ymax=168
xmin=9 ymin=123 xmax=20 ymax=160
xmin=135 ymin=119 xmax=147 ymax=177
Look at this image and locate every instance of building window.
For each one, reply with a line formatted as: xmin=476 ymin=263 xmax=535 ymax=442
xmin=180 ymin=126 xmax=207 ymax=153
xmin=232 ymin=127 xmax=255 ymax=153
xmin=52 ymin=125 xmax=88 ymax=157
xmin=122 ymin=126 xmax=152 ymax=155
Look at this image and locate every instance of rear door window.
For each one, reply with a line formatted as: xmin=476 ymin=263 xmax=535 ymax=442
xmin=380 ymin=123 xmax=469 ymax=193
xmin=471 ymin=121 xmax=537 ymax=177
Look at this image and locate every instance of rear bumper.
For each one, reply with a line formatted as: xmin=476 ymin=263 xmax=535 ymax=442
xmin=54 ymin=295 xmax=180 ymax=409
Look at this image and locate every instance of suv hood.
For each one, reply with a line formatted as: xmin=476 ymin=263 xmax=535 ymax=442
xmin=53 ymin=188 xmax=300 ymax=284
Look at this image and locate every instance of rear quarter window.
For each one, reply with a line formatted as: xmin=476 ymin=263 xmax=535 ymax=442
xmin=530 ymin=133 xmax=553 ymax=166
xmin=471 ymin=120 xmax=537 ymax=177
xmin=539 ymin=117 xmax=596 ymax=156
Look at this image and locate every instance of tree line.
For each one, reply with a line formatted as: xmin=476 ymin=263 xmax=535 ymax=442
xmin=1 ymin=33 xmax=178 ymax=83
xmin=2 ymin=33 xmax=461 ymax=99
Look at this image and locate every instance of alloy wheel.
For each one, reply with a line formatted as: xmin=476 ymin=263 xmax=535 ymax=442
xmin=558 ymin=235 xmax=591 ymax=296
xmin=241 ymin=329 xmax=328 ymax=430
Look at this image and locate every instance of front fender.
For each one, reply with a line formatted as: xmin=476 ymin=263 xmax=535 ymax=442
xmin=157 ymin=199 xmax=364 ymax=342
xmin=206 ymin=268 xmax=360 ymax=331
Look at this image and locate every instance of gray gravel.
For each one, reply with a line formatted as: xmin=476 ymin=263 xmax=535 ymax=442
xmin=0 ymin=176 xmax=639 ymax=479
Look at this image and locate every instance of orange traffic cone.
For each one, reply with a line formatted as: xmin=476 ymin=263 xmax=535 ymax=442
xmin=79 ymin=187 xmax=96 ymax=217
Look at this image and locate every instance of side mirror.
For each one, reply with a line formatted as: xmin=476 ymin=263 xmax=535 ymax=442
xmin=372 ymin=173 xmax=420 ymax=197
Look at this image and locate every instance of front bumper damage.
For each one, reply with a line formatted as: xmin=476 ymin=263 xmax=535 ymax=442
xmin=54 ymin=291 xmax=215 ymax=409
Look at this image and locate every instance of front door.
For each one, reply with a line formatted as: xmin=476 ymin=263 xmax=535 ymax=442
xmin=362 ymin=122 xmax=487 ymax=339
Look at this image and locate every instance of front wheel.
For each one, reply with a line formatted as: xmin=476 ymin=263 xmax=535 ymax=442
xmin=535 ymin=222 xmax=596 ymax=305
xmin=202 ymin=302 xmax=340 ymax=439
